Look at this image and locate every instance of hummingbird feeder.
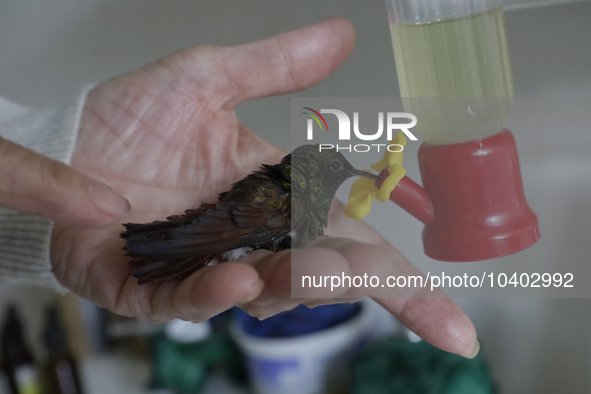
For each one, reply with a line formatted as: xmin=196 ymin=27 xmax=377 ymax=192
xmin=345 ymin=0 xmax=540 ymax=261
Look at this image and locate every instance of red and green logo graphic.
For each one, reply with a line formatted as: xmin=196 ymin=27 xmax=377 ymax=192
xmin=302 ymin=107 xmax=328 ymax=132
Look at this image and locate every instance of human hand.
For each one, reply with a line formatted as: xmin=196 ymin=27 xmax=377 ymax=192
xmin=0 ymin=136 xmax=129 ymax=227
xmin=50 ymin=18 xmax=478 ymax=358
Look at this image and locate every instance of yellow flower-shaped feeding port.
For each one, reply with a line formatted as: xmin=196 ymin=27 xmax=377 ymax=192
xmin=344 ymin=130 xmax=408 ymax=220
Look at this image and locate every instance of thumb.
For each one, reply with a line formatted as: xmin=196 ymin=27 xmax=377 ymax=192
xmin=0 ymin=136 xmax=130 ymax=227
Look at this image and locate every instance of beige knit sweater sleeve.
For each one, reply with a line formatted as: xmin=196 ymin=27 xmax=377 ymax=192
xmin=0 ymin=89 xmax=90 ymax=291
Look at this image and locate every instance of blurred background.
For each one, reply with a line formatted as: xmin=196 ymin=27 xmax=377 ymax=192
xmin=0 ymin=0 xmax=590 ymax=393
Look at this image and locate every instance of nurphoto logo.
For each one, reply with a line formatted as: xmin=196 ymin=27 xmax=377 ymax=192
xmin=303 ymin=107 xmax=417 ymax=153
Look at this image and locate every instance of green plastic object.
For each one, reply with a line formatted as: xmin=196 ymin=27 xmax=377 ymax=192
xmin=352 ymin=337 xmax=495 ymax=394
xmin=150 ymin=333 xmax=246 ymax=394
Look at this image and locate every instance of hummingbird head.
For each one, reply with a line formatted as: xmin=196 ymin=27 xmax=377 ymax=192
xmin=290 ymin=145 xmax=380 ymax=196
xmin=287 ymin=145 xmax=380 ymax=243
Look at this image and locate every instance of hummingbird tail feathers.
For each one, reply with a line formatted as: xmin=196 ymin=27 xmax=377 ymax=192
xmin=120 ymin=204 xmax=215 ymax=240
xmin=121 ymin=221 xmax=180 ymax=240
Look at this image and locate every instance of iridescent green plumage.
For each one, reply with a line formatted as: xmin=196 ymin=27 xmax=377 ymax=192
xmin=121 ymin=145 xmax=379 ymax=284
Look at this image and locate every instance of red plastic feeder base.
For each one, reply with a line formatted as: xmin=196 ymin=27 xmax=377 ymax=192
xmin=417 ymin=129 xmax=540 ymax=262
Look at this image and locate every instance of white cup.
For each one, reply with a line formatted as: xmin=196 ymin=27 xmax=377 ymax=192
xmin=230 ymin=304 xmax=371 ymax=394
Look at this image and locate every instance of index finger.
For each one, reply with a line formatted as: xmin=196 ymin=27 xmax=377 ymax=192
xmin=0 ymin=136 xmax=130 ymax=227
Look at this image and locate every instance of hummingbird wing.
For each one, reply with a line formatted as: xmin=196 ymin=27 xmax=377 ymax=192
xmin=122 ymin=201 xmax=290 ymax=284
xmin=121 ymin=158 xmax=292 ymax=283
xmin=122 ymin=167 xmax=291 ymax=283
xmin=123 ymin=200 xmax=289 ymax=260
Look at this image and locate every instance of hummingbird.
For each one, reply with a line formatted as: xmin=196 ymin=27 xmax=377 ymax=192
xmin=121 ymin=145 xmax=380 ymax=284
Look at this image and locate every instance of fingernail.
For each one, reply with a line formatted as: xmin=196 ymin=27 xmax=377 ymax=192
xmin=461 ymin=339 xmax=480 ymax=359
xmin=238 ymin=279 xmax=264 ymax=304
xmin=86 ymin=178 xmax=131 ymax=218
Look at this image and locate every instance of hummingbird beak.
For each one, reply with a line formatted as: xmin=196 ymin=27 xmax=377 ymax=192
xmin=350 ymin=168 xmax=381 ymax=181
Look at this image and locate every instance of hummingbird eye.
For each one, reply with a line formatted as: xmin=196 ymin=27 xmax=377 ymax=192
xmin=331 ymin=161 xmax=342 ymax=171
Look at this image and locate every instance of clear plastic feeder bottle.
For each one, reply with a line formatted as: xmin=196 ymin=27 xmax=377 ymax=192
xmin=387 ymin=0 xmax=513 ymax=144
